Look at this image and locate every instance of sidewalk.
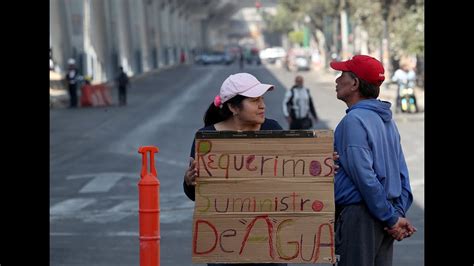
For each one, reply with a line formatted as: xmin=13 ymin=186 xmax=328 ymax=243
xmin=49 ymin=64 xmax=186 ymax=109
xmin=50 ymin=71 xmax=68 ymax=108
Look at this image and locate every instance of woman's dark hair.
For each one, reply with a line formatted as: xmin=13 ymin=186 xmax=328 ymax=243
xmin=349 ymin=72 xmax=380 ymax=99
xmin=203 ymin=95 xmax=247 ymax=126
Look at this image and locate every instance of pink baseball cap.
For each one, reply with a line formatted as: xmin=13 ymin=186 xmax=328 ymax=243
xmin=214 ymin=73 xmax=274 ymax=107
xmin=330 ymin=55 xmax=385 ymax=86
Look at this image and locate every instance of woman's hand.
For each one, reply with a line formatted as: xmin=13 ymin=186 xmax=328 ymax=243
xmin=184 ymin=157 xmax=198 ymax=186
xmin=333 ymin=151 xmax=340 ymax=174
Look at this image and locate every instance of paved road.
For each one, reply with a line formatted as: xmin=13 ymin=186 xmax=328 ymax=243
xmin=50 ymin=62 xmax=424 ymax=265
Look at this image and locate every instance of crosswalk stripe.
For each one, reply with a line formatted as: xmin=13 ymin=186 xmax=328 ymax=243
xmin=81 ymin=200 xmax=138 ymax=223
xmin=50 ymin=198 xmax=97 ymax=215
xmin=108 ymin=200 xmax=137 ymax=212
xmin=66 ymin=172 xmax=136 ymax=193
xmin=79 ymin=174 xmax=123 ymax=193
xmin=50 ymin=231 xmax=139 ymax=237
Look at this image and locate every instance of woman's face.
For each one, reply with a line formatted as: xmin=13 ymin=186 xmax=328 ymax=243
xmin=234 ymin=96 xmax=266 ymax=125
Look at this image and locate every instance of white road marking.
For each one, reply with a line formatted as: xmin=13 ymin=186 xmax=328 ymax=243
xmin=156 ymin=157 xmax=187 ymax=167
xmin=67 ymin=172 xmax=136 ymax=193
xmin=82 ymin=200 xmax=138 ymax=223
xmin=50 ymin=198 xmax=97 ymax=215
xmin=51 ymin=199 xmax=138 ymax=223
xmin=50 ymin=196 xmax=195 ymax=224
xmin=160 ymin=200 xmax=194 ymax=224
xmin=50 ymin=232 xmax=79 ymax=236
xmin=51 ymin=231 xmax=139 ymax=237
xmin=106 ymin=231 xmax=138 ymax=237
xmin=109 ymin=200 xmax=138 ymax=211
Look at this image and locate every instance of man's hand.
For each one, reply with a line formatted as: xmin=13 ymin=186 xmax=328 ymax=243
xmin=385 ymin=217 xmax=417 ymax=241
xmin=333 ymin=151 xmax=339 ymax=174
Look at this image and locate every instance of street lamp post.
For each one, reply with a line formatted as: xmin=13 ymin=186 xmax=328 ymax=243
xmin=339 ymin=0 xmax=349 ymax=60
xmin=303 ymin=15 xmax=310 ymax=48
xmin=381 ymin=0 xmax=392 ymax=83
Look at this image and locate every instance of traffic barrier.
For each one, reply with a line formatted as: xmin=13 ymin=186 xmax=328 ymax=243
xmin=80 ymin=83 xmax=112 ymax=107
xmin=138 ymin=146 xmax=160 ymax=266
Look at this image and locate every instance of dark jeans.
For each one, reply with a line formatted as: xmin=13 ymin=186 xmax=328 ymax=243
xmin=290 ymin=117 xmax=312 ymax=129
xmin=118 ymin=86 xmax=127 ymax=105
xmin=68 ymin=84 xmax=77 ymax=107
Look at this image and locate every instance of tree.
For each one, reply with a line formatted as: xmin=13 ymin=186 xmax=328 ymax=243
xmin=261 ymin=5 xmax=295 ymax=34
xmin=390 ymin=3 xmax=424 ymax=58
xmin=288 ymin=30 xmax=304 ymax=45
xmin=263 ymin=0 xmax=424 ymax=75
xmin=263 ymin=0 xmax=338 ymax=65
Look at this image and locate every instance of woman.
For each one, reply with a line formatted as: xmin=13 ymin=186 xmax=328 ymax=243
xmin=183 ymin=73 xmax=287 ymax=266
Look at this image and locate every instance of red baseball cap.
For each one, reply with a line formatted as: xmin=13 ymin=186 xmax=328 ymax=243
xmin=330 ymin=55 xmax=385 ymax=86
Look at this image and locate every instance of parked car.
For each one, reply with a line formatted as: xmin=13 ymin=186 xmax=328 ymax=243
xmin=286 ymin=55 xmax=311 ymax=72
xmin=194 ymin=51 xmax=234 ymax=65
xmin=294 ymin=56 xmax=310 ymax=71
xmin=259 ymin=47 xmax=286 ymax=64
xmin=246 ymin=47 xmax=261 ymax=65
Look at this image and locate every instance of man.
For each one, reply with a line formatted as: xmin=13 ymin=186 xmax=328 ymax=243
xmin=330 ymin=55 xmax=416 ymax=266
xmin=392 ymin=60 xmax=417 ymax=113
xmin=239 ymin=49 xmax=244 ymax=70
xmin=116 ymin=66 xmax=129 ymax=106
xmin=49 ymin=48 xmax=54 ymax=71
xmin=282 ymin=75 xmax=318 ymax=129
xmin=65 ymin=58 xmax=80 ymax=108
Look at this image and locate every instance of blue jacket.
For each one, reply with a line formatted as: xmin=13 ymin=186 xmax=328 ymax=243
xmin=334 ymin=99 xmax=413 ymax=227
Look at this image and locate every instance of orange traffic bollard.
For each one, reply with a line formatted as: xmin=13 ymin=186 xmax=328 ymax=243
xmin=138 ymin=146 xmax=160 ymax=266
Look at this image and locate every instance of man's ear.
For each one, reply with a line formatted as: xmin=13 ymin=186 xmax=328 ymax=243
xmin=353 ymin=77 xmax=359 ymax=87
xmin=351 ymin=77 xmax=360 ymax=92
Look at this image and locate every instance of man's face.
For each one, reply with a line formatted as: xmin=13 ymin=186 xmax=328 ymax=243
xmin=295 ymin=76 xmax=304 ymax=87
xmin=335 ymin=72 xmax=357 ymax=102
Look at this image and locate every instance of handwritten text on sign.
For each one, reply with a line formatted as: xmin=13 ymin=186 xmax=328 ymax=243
xmin=192 ymin=131 xmax=335 ymax=264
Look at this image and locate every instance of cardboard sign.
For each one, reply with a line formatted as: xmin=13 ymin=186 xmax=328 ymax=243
xmin=192 ymin=130 xmax=335 ymax=264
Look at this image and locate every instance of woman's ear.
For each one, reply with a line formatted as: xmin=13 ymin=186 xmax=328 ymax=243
xmin=227 ymin=103 xmax=237 ymax=116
